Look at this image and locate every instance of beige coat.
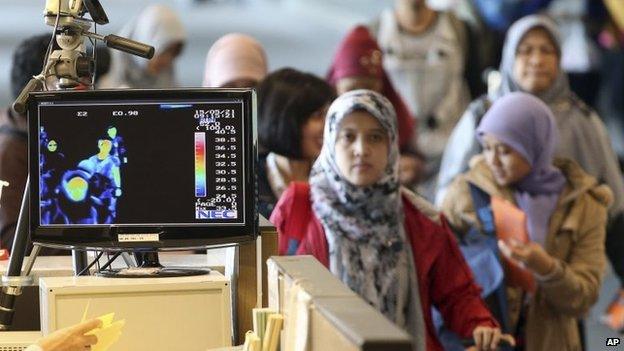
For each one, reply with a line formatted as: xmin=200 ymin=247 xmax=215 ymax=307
xmin=441 ymin=156 xmax=612 ymax=351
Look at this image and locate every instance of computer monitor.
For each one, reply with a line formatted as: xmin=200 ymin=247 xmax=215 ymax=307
xmin=28 ymin=89 xmax=257 ymax=250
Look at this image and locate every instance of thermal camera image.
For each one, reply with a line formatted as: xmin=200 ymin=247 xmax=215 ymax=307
xmin=40 ymin=126 xmax=125 ymax=225
xmin=35 ymin=100 xmax=247 ymax=226
xmin=106 ymin=125 xmax=127 ymax=164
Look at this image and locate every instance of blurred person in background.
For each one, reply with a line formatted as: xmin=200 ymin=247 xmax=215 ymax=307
xmin=99 ymin=4 xmax=186 ymax=89
xmin=467 ymin=0 xmax=553 ymax=67
xmin=370 ymin=0 xmax=480 ymax=199
xmin=202 ymin=33 xmax=268 ymax=88
xmin=597 ymin=0 xmax=624 ymax=332
xmin=257 ymin=68 xmax=335 ymax=219
xmin=1 ymin=34 xmax=66 ymax=256
xmin=547 ymin=0 xmax=602 ymax=108
xmin=437 ymin=15 xmax=624 ymax=334
xmin=596 ymin=0 xmax=624 ymax=158
xmin=328 ymin=25 xmax=424 ymax=187
xmin=93 ymin=45 xmax=111 ymax=86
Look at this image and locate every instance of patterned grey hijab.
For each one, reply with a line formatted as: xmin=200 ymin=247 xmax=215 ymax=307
xmin=310 ymin=89 xmax=410 ymax=326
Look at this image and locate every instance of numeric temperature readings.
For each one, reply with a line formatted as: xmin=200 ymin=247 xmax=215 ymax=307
xmin=112 ymin=110 xmax=139 ymax=117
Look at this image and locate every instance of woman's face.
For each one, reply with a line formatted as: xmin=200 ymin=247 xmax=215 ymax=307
xmin=513 ymin=28 xmax=559 ymax=94
xmin=335 ymin=111 xmax=389 ymax=186
xmin=300 ymin=104 xmax=329 ymax=161
xmin=147 ymin=42 xmax=183 ymax=75
xmin=482 ymin=134 xmax=532 ymax=187
xmin=335 ymin=76 xmax=383 ymax=95
xmin=47 ymin=140 xmax=58 ymax=152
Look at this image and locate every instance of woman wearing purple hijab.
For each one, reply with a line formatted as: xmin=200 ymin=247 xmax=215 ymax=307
xmin=441 ymin=92 xmax=611 ymax=350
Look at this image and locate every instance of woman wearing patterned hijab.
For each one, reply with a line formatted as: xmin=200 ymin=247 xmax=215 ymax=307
xmin=270 ymin=90 xmax=511 ymax=351
xmin=442 ymin=92 xmax=611 ymax=350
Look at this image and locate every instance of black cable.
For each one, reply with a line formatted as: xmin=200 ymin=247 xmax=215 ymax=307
xmin=77 ymin=251 xmax=104 ymax=276
xmin=98 ymin=252 xmax=123 ymax=272
xmin=95 ymin=251 xmax=101 ymax=272
xmin=92 ymin=22 xmax=98 ymax=86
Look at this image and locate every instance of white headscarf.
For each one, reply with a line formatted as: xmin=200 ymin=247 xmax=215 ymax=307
xmin=99 ymin=5 xmax=186 ymax=89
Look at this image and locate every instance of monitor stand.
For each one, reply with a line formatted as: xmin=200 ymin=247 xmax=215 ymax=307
xmin=97 ymin=252 xmax=210 ymax=278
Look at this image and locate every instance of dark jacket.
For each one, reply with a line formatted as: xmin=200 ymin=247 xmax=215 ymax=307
xmin=0 ymin=108 xmax=28 ymax=252
xmin=0 ymin=108 xmax=66 ymax=256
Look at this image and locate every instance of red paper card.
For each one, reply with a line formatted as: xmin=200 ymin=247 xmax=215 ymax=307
xmin=491 ymin=196 xmax=536 ymax=293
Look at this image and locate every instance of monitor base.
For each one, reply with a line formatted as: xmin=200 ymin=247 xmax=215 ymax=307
xmin=96 ymin=251 xmax=210 ymax=278
xmin=96 ymin=267 xmax=210 ymax=278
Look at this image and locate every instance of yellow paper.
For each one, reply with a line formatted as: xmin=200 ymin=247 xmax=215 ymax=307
xmin=81 ymin=303 xmax=126 ymax=351
xmin=88 ymin=320 xmax=126 ymax=351
xmin=96 ymin=312 xmax=116 ymax=328
xmin=81 ymin=301 xmax=91 ymax=323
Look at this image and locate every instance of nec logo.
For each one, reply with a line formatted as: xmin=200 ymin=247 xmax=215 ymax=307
xmin=196 ymin=209 xmax=237 ymax=219
xmin=606 ymin=337 xmax=621 ymax=346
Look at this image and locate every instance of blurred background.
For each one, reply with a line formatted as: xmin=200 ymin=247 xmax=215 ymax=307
xmin=0 ymin=0 xmax=396 ymax=106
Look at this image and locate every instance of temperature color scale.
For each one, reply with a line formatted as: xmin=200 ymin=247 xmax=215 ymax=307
xmin=195 ymin=132 xmax=207 ymax=197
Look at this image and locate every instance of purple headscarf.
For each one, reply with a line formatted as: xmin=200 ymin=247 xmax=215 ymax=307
xmin=476 ymin=92 xmax=566 ymax=246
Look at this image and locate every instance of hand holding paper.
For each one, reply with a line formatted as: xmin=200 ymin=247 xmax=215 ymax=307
xmin=79 ymin=301 xmax=126 ymax=351
xmin=36 ymin=318 xmax=102 ymax=351
xmin=498 ymin=239 xmax=556 ymax=277
xmin=85 ymin=313 xmax=126 ymax=351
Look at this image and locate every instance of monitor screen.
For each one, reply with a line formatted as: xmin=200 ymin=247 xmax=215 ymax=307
xmin=28 ymin=89 xmax=257 ymax=249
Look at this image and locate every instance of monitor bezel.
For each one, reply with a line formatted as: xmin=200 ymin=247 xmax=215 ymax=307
xmin=28 ymin=88 xmax=257 ymax=250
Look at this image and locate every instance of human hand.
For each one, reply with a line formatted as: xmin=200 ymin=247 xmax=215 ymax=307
xmin=37 ymin=318 xmax=102 ymax=351
xmin=498 ymin=239 xmax=555 ymax=276
xmin=399 ymin=154 xmax=425 ymax=186
xmin=471 ymin=326 xmax=515 ymax=351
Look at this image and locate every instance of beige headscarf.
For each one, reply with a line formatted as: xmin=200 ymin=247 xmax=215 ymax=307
xmin=202 ymin=33 xmax=268 ymax=87
xmin=99 ymin=4 xmax=186 ymax=89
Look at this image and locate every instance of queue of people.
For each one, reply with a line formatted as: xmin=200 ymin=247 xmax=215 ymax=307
xmin=2 ymin=1 xmax=624 ymax=350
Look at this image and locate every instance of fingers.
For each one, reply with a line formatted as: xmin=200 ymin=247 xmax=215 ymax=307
xmin=481 ymin=328 xmax=493 ymax=350
xmin=501 ymin=334 xmax=516 ymax=347
xmin=71 ymin=318 xmax=102 ymax=334
xmin=489 ymin=329 xmax=501 ymax=350
xmin=82 ymin=334 xmax=99 ymax=346
xmin=474 ymin=327 xmax=512 ymax=351
xmin=473 ymin=327 xmax=484 ymax=350
xmin=498 ymin=240 xmax=528 ymax=262
xmin=498 ymin=240 xmax=512 ymax=258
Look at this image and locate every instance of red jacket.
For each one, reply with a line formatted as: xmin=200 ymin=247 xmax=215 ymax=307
xmin=270 ymin=182 xmax=498 ymax=351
